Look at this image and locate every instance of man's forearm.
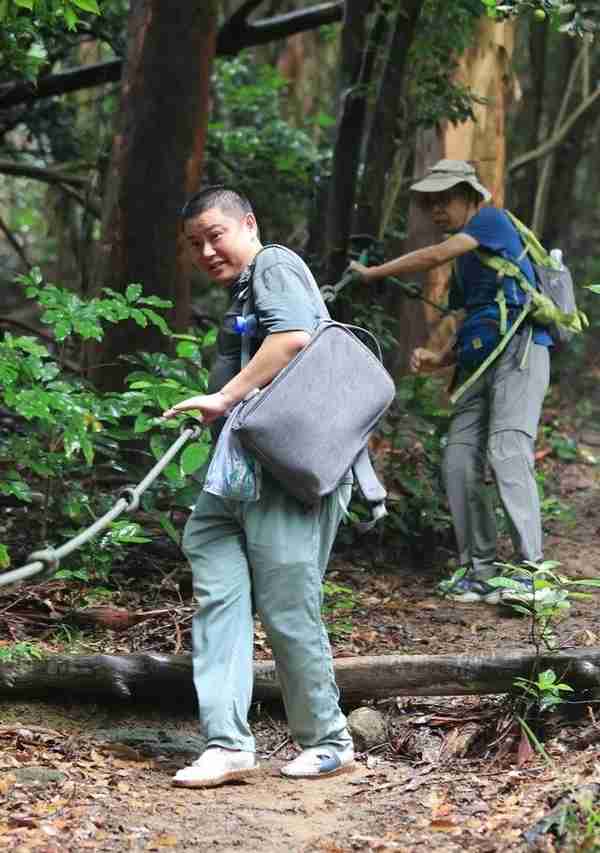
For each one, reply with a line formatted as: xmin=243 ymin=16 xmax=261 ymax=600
xmin=220 ymin=330 xmax=310 ymax=408
xmin=366 ymin=245 xmax=444 ymax=280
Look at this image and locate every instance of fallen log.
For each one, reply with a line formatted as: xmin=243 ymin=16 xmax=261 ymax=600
xmin=1 ymin=648 xmax=600 ymax=706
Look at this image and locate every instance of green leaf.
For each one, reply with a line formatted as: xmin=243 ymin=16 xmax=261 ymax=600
xmin=176 ymin=340 xmax=200 ymax=359
xmin=14 ymin=0 xmax=34 ymax=8
xmin=125 ymin=283 xmax=143 ymax=303
xmin=134 ymin=413 xmax=154 ymax=434
xmin=0 ymin=544 xmax=10 ymax=570
xmin=64 ymin=6 xmax=78 ymax=28
xmin=70 ymin=0 xmax=101 ymax=13
xmin=158 ymin=513 xmax=180 ymax=546
xmin=130 ymin=308 xmax=148 ymax=327
xmin=143 ymin=308 xmax=170 ymax=336
xmin=139 ymin=295 xmax=173 ymax=308
xmin=180 ymin=442 xmax=211 ymax=474
xmin=203 ymin=328 xmax=217 ymax=347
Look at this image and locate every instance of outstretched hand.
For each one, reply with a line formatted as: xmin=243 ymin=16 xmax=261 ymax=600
xmin=162 ymin=392 xmax=230 ymax=425
xmin=409 ymin=347 xmax=442 ymax=374
xmin=348 ymin=260 xmax=373 ymax=282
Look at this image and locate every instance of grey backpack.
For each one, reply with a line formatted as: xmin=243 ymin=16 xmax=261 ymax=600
xmin=232 ymin=246 xmax=395 ymax=527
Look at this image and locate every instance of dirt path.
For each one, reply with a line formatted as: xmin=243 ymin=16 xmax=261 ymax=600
xmin=2 ymin=465 xmax=600 ymax=851
xmin=1 ymin=696 xmax=599 ymax=852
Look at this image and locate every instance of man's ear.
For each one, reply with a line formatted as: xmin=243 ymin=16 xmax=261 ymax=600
xmin=245 ymin=212 xmax=258 ymax=235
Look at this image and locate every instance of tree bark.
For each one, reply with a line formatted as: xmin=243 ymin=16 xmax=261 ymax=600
xmin=353 ymin=0 xmax=424 ymax=240
xmin=89 ymin=1 xmax=216 ymax=390
xmin=2 ymin=648 xmax=599 ymax=705
xmin=321 ymin=0 xmax=376 ymax=283
xmin=392 ymin=18 xmax=515 ymax=378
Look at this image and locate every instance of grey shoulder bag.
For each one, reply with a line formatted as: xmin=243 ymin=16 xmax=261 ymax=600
xmin=232 ymin=246 xmax=395 ymax=527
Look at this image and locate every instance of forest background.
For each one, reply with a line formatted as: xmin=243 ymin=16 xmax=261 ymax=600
xmin=1 ymin=0 xmax=600 ymax=616
xmin=3 ymin=4 xmax=600 ymax=849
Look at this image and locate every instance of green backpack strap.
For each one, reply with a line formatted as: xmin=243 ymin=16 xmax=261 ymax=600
xmin=476 ymin=250 xmax=587 ymax=335
xmin=449 ymin=301 xmax=531 ymax=405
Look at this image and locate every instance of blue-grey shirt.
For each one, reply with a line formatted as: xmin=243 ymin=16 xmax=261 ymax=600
xmin=455 ymin=207 xmax=552 ymax=347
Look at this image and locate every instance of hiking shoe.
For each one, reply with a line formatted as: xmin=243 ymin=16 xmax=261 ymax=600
xmin=172 ymin=747 xmax=259 ymax=788
xmin=436 ymin=566 xmax=470 ymax=596
xmin=441 ymin=577 xmax=502 ymax=604
xmin=280 ymin=744 xmax=355 ymax=779
xmin=498 ymin=576 xmax=558 ymax=607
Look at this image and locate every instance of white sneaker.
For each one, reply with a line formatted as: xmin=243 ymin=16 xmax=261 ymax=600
xmin=280 ymin=744 xmax=355 ymax=779
xmin=172 ymin=747 xmax=259 ymax=788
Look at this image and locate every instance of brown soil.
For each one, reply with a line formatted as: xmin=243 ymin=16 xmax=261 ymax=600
xmin=1 ymin=464 xmax=600 ymax=851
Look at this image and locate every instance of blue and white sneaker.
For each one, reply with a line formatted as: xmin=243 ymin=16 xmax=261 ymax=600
xmin=441 ymin=577 xmax=502 ymax=604
xmin=280 ymin=744 xmax=355 ymax=778
xmin=437 ymin=568 xmax=501 ymax=604
xmin=498 ymin=576 xmax=557 ymax=607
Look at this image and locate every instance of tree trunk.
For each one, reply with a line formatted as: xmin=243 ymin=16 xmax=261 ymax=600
xmin=2 ymin=648 xmax=599 ymax=705
xmin=508 ymin=19 xmax=548 ymax=222
xmin=353 ymin=0 xmax=424 ymax=240
xmin=321 ymin=0 xmax=376 ymax=283
xmin=90 ymin=1 xmax=217 ymax=390
xmin=392 ymin=18 xmax=515 ymax=377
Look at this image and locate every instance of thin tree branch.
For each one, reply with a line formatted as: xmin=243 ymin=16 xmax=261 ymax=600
xmin=531 ymin=45 xmax=587 ymax=233
xmin=0 ymin=159 xmax=90 ymax=188
xmin=508 ymin=85 xmax=600 ymax=174
xmin=0 ymin=2 xmax=344 ymax=109
xmin=0 ymin=160 xmax=101 ymax=217
xmin=0 ymin=214 xmax=31 ymax=271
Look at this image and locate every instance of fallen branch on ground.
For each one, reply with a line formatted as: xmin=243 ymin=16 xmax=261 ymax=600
xmin=1 ymin=648 xmax=599 ymax=705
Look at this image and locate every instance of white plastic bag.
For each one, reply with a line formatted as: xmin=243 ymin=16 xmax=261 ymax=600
xmin=203 ymin=402 xmax=262 ymax=501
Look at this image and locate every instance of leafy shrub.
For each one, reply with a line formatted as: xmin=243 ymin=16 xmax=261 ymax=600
xmin=0 ymin=269 xmax=214 ymax=578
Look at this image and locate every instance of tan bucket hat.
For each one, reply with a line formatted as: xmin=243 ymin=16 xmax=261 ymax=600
xmin=410 ymin=159 xmax=491 ymax=202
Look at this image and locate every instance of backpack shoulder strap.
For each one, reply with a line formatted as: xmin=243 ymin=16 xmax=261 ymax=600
xmin=352 ymin=446 xmax=388 ymax=533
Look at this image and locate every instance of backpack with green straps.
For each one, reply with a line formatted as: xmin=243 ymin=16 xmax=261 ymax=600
xmin=480 ymin=211 xmax=587 ymax=347
xmin=450 ymin=211 xmax=588 ymax=405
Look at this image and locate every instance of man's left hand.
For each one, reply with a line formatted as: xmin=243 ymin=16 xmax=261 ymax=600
xmin=348 ymin=260 xmax=375 ymax=282
xmin=162 ymin=392 xmax=230 ymax=424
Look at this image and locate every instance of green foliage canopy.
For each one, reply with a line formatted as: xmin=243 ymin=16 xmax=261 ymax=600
xmin=481 ymin=0 xmax=599 ymax=37
xmin=0 ymin=0 xmax=103 ymax=79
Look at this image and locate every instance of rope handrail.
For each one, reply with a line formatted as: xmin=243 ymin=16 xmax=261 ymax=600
xmin=0 ymin=422 xmax=202 ymax=588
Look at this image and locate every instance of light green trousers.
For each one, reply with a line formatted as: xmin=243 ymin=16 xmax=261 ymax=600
xmin=182 ymin=473 xmax=353 ymax=754
xmin=443 ymin=337 xmax=550 ymax=580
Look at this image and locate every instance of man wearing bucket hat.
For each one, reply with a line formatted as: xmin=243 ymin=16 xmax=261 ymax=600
xmin=350 ymin=160 xmax=552 ymax=605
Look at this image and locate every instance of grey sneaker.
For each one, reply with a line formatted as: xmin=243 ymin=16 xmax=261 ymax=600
xmin=438 ymin=567 xmax=501 ymax=604
xmin=441 ymin=576 xmax=502 ymax=604
xmin=498 ymin=575 xmax=559 ymax=607
xmin=280 ymin=744 xmax=355 ymax=779
xmin=172 ymin=747 xmax=259 ymax=788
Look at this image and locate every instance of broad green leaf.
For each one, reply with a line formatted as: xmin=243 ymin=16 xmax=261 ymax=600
xmin=64 ymin=6 xmax=78 ymax=28
xmin=180 ymin=442 xmax=211 ymax=474
xmin=0 ymin=544 xmax=10 ymax=570
xmin=125 ymin=283 xmax=143 ymax=303
xmin=0 ymin=479 xmax=33 ymax=502
xmin=150 ymin=434 xmax=167 ymax=461
xmin=71 ymin=0 xmax=101 ymax=13
xmin=176 ymin=340 xmax=200 ymax=359
xmin=130 ymin=308 xmax=148 ymax=327
xmin=14 ymin=0 xmax=34 ymax=9
xmin=143 ymin=308 xmax=170 ymax=336
xmin=158 ymin=513 xmax=180 ymax=545
xmin=134 ymin=413 xmax=154 ymax=433
xmin=203 ymin=328 xmax=217 ymax=347
xmin=139 ymin=295 xmax=173 ymax=308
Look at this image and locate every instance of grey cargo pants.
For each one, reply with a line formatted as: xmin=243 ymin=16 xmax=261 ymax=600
xmin=443 ymin=335 xmax=550 ymax=580
xmin=182 ymin=473 xmax=353 ymax=754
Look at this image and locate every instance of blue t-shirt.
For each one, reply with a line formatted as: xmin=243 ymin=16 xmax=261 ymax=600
xmin=456 ymin=207 xmax=552 ymax=347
